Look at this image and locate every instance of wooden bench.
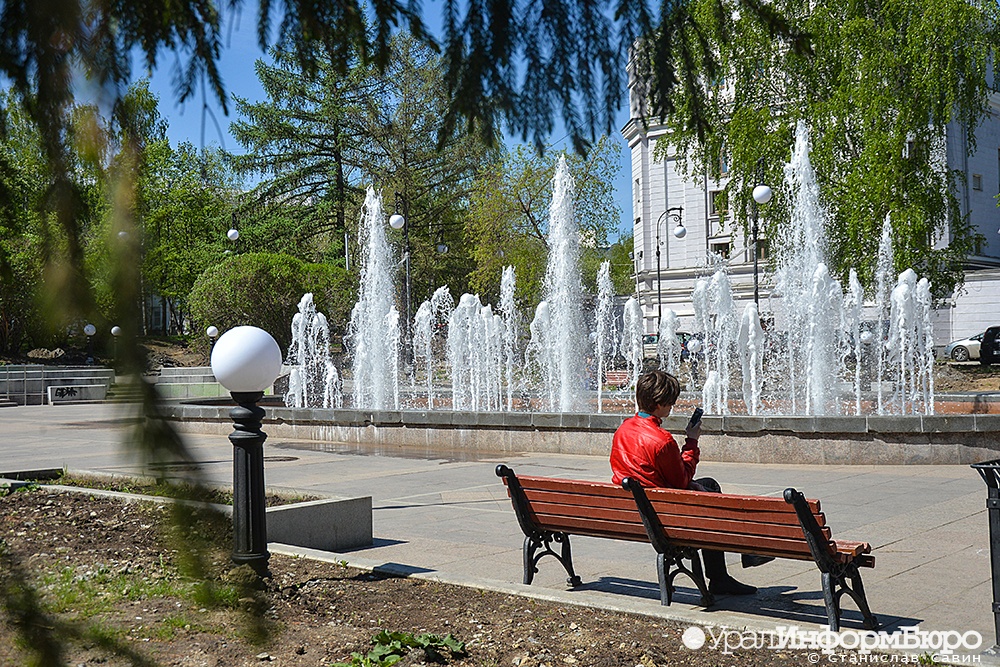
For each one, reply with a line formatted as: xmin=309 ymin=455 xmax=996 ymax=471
xmin=496 ymin=465 xmax=878 ymax=631
xmin=603 ymin=370 xmax=630 ymax=389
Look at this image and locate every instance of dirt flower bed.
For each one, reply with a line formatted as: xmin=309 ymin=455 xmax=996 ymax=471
xmin=1 ymin=487 xmax=886 ymax=666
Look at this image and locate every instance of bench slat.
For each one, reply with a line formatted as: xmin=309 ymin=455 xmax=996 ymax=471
xmin=533 ymin=514 xmax=651 ymax=542
xmin=528 ymin=498 xmax=832 ymax=543
xmin=648 ymin=499 xmax=828 ymax=528
xmin=513 ymin=475 xmax=821 ymax=514
xmin=518 ymin=488 xmax=828 ymax=528
xmin=520 ymin=488 xmax=638 ymax=512
xmin=644 ymin=485 xmax=821 ymax=513
xmin=527 ymin=501 xmax=644 ymax=527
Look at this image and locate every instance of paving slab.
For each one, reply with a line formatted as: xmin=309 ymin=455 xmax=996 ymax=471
xmin=0 ymin=403 xmax=996 ymax=661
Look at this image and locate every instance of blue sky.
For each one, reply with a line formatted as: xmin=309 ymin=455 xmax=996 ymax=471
xmin=133 ymin=2 xmax=634 ymax=239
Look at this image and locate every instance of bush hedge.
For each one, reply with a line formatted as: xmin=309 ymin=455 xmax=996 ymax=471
xmin=188 ymin=252 xmax=356 ymax=355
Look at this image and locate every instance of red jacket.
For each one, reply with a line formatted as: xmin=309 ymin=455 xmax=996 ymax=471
xmin=610 ymin=413 xmax=700 ymax=489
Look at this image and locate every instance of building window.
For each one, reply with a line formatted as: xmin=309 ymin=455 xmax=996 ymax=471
xmin=972 ymin=173 xmax=983 ymax=191
xmin=634 ymin=179 xmax=641 ymax=206
xmin=754 ymin=238 xmax=770 ymax=261
xmin=709 ymin=190 xmax=726 ymax=217
xmin=710 ymin=241 xmax=731 ymax=259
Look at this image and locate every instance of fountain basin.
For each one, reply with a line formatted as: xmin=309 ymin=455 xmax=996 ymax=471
xmin=165 ymin=395 xmax=1000 ymax=466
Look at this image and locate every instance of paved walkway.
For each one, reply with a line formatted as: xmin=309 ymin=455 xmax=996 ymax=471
xmin=1 ymin=403 xmax=996 ymax=659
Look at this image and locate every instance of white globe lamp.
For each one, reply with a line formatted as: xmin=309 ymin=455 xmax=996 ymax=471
xmin=83 ymin=323 xmax=96 ymax=337
xmin=673 ymin=224 xmax=687 ymax=239
xmin=211 ymin=326 xmax=282 ymax=393
xmin=227 ymin=228 xmax=240 ymax=242
xmin=389 ymin=213 xmax=405 ymax=230
xmin=206 ymin=325 xmax=219 ymax=339
xmin=752 ymin=184 xmax=773 ymax=205
xmin=110 ymin=326 xmax=122 ymax=337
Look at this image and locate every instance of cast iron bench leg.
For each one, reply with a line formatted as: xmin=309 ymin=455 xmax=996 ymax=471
xmin=522 ymin=531 xmax=582 ymax=587
xmin=822 ymin=572 xmax=841 ymax=631
xmin=657 ymin=550 xmax=714 ymax=607
xmin=822 ymin=566 xmax=879 ymax=632
xmin=846 ymin=567 xmax=879 ymax=631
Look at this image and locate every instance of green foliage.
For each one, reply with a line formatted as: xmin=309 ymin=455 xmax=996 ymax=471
xmin=654 ymin=0 xmax=998 ymax=299
xmin=466 ymin=137 xmax=621 ymax=307
xmin=188 ymin=252 xmax=356 ymax=353
xmin=607 ymin=234 xmax=636 ymax=296
xmin=0 ymin=95 xmax=44 ymax=352
xmin=231 ymin=35 xmax=491 ymax=305
xmin=334 ymin=630 xmax=466 ymax=667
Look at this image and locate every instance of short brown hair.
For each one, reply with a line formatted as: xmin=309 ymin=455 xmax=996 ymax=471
xmin=635 ymin=371 xmax=681 ymax=414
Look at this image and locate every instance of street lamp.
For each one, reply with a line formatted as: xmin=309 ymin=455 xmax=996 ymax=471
xmin=111 ymin=325 xmax=121 ymax=368
xmin=83 ymin=323 xmax=96 ymax=365
xmin=207 ymin=325 xmax=220 ymax=349
xmin=389 ymin=192 xmax=411 ymax=348
xmin=210 ymin=326 xmax=283 ymax=578
xmin=654 ymin=207 xmax=684 ymax=332
xmin=751 ymin=160 xmax=773 ymax=307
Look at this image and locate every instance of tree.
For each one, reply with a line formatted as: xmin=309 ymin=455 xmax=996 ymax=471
xmin=653 ymin=0 xmax=998 ymax=298
xmin=607 ymin=234 xmax=636 ymax=296
xmin=465 ymin=137 xmax=621 ymax=306
xmin=0 ymin=94 xmax=47 ymax=353
xmin=231 ymin=34 xmax=494 ymax=304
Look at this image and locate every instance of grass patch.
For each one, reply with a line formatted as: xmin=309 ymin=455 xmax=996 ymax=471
xmin=53 ymin=473 xmax=319 ymax=507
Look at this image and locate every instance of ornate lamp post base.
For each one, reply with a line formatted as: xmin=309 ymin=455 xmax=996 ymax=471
xmin=229 ymin=390 xmax=270 ymax=578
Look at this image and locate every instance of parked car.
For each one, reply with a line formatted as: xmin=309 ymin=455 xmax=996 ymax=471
xmin=642 ymin=332 xmax=694 ymax=360
xmin=981 ymin=326 xmax=1000 ymax=366
xmin=944 ymin=333 xmax=983 ymax=362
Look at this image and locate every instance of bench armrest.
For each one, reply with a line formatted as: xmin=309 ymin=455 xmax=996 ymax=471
xmin=784 ymin=487 xmax=840 ymax=572
xmin=496 ymin=465 xmax=540 ymax=538
xmin=622 ymin=478 xmax=673 ymax=554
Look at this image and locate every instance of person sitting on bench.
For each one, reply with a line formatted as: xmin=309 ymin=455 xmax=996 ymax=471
xmin=610 ymin=370 xmax=770 ymax=596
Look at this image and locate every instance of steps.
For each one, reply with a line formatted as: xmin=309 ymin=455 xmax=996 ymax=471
xmin=104 ymin=376 xmax=147 ymax=404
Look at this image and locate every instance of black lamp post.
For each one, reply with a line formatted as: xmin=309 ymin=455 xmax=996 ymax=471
xmin=389 ymin=192 xmax=411 ymax=349
xmin=210 ymin=326 xmax=283 ymax=578
xmin=654 ymin=207 xmax=685 ymax=333
xmin=972 ymin=459 xmax=1000 ymax=655
xmin=750 ymin=159 xmax=773 ymax=307
xmin=110 ymin=326 xmax=121 ymax=369
xmin=84 ymin=323 xmax=96 ymax=365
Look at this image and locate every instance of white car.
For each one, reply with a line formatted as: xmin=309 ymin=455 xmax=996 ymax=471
xmin=944 ymin=333 xmax=982 ymax=361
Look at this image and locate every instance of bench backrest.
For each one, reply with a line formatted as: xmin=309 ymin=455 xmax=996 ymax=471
xmin=636 ymin=483 xmax=828 ymax=561
xmin=499 ymin=473 xmax=650 ymax=542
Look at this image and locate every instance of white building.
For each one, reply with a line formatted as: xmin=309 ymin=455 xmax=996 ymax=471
xmin=623 ymin=73 xmax=1000 ymax=349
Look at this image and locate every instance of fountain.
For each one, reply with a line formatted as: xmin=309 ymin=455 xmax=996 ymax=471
xmin=656 ymin=308 xmax=681 ymax=375
xmin=413 ymin=286 xmax=454 ymax=409
xmin=594 ymin=261 xmax=617 ymax=413
xmin=620 ymin=297 xmax=643 ymax=390
xmin=283 ymin=127 xmax=940 ymax=419
xmin=526 ymin=156 xmax=589 ymax=412
xmin=285 ymin=293 xmax=342 ymax=408
xmin=347 ymin=187 xmax=400 ymax=411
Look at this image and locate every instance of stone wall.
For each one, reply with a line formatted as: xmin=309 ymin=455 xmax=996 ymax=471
xmin=164 ymin=403 xmax=1000 ymax=466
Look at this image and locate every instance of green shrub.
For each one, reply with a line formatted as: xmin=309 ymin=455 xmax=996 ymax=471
xmin=188 ymin=252 xmax=356 ymax=354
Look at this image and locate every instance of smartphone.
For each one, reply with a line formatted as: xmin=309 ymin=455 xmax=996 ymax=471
xmin=688 ymin=407 xmax=704 ymax=428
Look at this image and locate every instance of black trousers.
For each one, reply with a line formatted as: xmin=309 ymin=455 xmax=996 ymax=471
xmin=688 ymin=477 xmax=730 ymax=581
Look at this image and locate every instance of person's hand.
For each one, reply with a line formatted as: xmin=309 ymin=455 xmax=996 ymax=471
xmin=685 ymin=420 xmax=701 ymax=442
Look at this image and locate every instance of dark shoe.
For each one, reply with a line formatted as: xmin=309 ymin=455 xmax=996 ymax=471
xmin=741 ymin=554 xmax=775 ymax=568
xmin=709 ymin=576 xmax=757 ymax=596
